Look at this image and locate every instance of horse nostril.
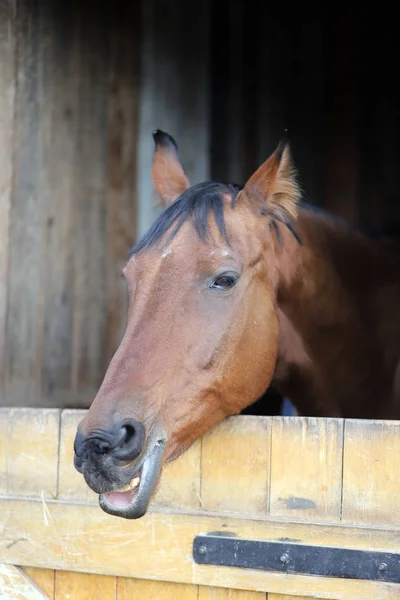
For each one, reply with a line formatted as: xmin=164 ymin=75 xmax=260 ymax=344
xmin=111 ymin=418 xmax=145 ymax=462
xmin=120 ymin=424 xmax=135 ymax=446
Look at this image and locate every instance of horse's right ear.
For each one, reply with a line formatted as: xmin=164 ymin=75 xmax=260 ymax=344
xmin=151 ymin=130 xmax=190 ymax=207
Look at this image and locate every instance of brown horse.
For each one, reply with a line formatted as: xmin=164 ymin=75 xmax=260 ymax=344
xmin=74 ymin=130 xmax=400 ymax=519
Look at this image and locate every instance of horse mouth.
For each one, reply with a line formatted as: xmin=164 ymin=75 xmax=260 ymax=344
xmin=99 ymin=433 xmax=167 ymax=519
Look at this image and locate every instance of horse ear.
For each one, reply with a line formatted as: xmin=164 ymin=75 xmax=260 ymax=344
xmin=151 ymin=130 xmax=190 ymax=207
xmin=242 ymin=141 xmax=301 ymax=221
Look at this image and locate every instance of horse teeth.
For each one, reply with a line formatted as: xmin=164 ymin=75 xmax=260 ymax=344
xmin=131 ymin=476 xmax=140 ymax=489
xmin=117 ymin=476 xmax=140 ymax=493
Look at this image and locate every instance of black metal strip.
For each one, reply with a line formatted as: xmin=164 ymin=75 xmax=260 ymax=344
xmin=193 ymin=535 xmax=400 ymax=583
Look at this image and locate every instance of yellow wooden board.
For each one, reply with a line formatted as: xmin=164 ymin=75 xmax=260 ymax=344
xmin=342 ymin=418 xmax=400 ymax=526
xmin=201 ymin=416 xmax=271 ymax=515
xmin=269 ymin=417 xmax=343 ymax=522
xmin=199 ymin=586 xmax=266 ymax=599
xmin=152 ymin=438 xmax=202 ymax=511
xmin=268 ymin=596 xmax=308 ymax=600
xmin=24 ymin=568 xmax=55 ymax=599
xmin=0 ymin=408 xmax=60 ymax=498
xmin=1 ymin=499 xmax=399 ymax=599
xmin=54 ymin=570 xmax=116 ymax=600
xmin=117 ymin=578 xmax=198 ymax=599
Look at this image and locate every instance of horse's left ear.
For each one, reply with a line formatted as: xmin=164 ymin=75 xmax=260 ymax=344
xmin=151 ymin=130 xmax=190 ymax=207
xmin=241 ymin=141 xmax=301 ymax=221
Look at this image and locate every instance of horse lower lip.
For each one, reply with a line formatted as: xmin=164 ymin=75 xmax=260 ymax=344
xmin=98 ymin=435 xmax=167 ymax=519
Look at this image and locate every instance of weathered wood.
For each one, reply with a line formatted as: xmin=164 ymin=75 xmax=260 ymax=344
xmin=2 ymin=3 xmax=140 ymax=409
xmin=153 ymin=439 xmax=202 ymax=510
xmin=39 ymin=1 xmax=80 ymax=405
xmin=105 ymin=2 xmax=139 ymax=360
xmin=5 ymin=0 xmax=46 ymax=405
xmin=0 ymin=0 xmax=15 ymax=393
xmin=268 ymin=596 xmax=307 ymax=600
xmin=342 ymin=419 xmax=400 ymax=526
xmin=1 ymin=499 xmax=400 ymax=599
xmin=70 ymin=7 xmax=109 ymax=397
xmin=199 ymin=588 xmax=265 ymax=599
xmin=117 ymin=579 xmax=198 ymax=600
xmin=0 ymin=408 xmax=60 ymax=498
xmin=0 ymin=565 xmax=51 ymax=600
xmin=201 ymin=416 xmax=270 ymax=514
xmin=269 ymin=417 xmax=343 ymax=522
xmin=54 ymin=571 xmax=116 ymax=600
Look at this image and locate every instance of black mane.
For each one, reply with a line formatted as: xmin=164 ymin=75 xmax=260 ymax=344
xmin=130 ymin=181 xmax=242 ymax=255
xmin=130 ymin=182 xmax=400 ymax=257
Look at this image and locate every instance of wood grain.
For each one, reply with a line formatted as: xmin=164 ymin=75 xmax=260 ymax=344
xmin=201 ymin=416 xmax=271 ymax=515
xmin=117 ymin=578 xmax=198 ymax=600
xmin=199 ymin=587 xmax=265 ymax=599
xmin=342 ymin=419 xmax=400 ymax=526
xmin=105 ymin=2 xmax=139 ymax=362
xmin=269 ymin=417 xmax=343 ymax=522
xmin=70 ymin=7 xmax=109 ymax=396
xmin=0 ymin=407 xmax=60 ymax=497
xmin=54 ymin=571 xmax=116 ymax=600
xmin=5 ymin=0 xmax=46 ymax=405
xmin=152 ymin=439 xmax=201 ymax=510
xmin=0 ymin=0 xmax=15 ymax=392
xmin=39 ymin=1 xmax=79 ymax=406
xmin=1 ymin=498 xmax=399 ymax=599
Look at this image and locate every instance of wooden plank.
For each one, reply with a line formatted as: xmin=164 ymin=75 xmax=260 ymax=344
xmin=153 ymin=439 xmax=201 ymax=510
xmin=269 ymin=417 xmax=343 ymax=522
xmin=0 ymin=408 xmax=60 ymax=498
xmin=70 ymin=6 xmax=109 ymax=397
xmin=199 ymin=587 xmax=265 ymax=599
xmin=23 ymin=569 xmax=55 ymax=600
xmin=39 ymin=1 xmax=79 ymax=405
xmin=0 ymin=565 xmax=51 ymax=600
xmin=268 ymin=596 xmax=307 ymax=600
xmin=54 ymin=571 xmax=116 ymax=600
xmin=342 ymin=419 xmax=400 ymax=526
xmin=117 ymin=579 xmax=197 ymax=600
xmin=201 ymin=416 xmax=270 ymax=514
xmin=105 ymin=2 xmax=139 ymax=362
xmin=4 ymin=0 xmax=46 ymax=405
xmin=1 ymin=499 xmax=400 ymax=599
xmin=0 ymin=0 xmax=15 ymax=391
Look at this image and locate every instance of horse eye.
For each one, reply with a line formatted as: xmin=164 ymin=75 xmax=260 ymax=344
xmin=211 ymin=273 xmax=238 ymax=290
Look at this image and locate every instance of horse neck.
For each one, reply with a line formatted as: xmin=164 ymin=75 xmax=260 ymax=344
xmin=272 ymin=206 xmax=400 ymax=418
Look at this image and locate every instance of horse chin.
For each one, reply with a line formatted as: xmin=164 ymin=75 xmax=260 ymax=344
xmin=99 ymin=432 xmax=167 ymax=519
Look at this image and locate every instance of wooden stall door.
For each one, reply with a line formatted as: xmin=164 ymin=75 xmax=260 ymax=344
xmin=1 ymin=409 xmax=400 ymax=599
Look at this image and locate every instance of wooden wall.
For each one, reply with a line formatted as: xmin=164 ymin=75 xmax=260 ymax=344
xmin=0 ymin=1 xmax=139 ymax=408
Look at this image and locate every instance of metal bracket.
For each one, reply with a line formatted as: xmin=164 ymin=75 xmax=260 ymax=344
xmin=193 ymin=534 xmax=400 ymax=583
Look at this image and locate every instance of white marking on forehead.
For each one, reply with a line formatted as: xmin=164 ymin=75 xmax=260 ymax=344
xmin=161 ymin=247 xmax=173 ymax=259
xmin=221 ymin=250 xmax=229 ymax=257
